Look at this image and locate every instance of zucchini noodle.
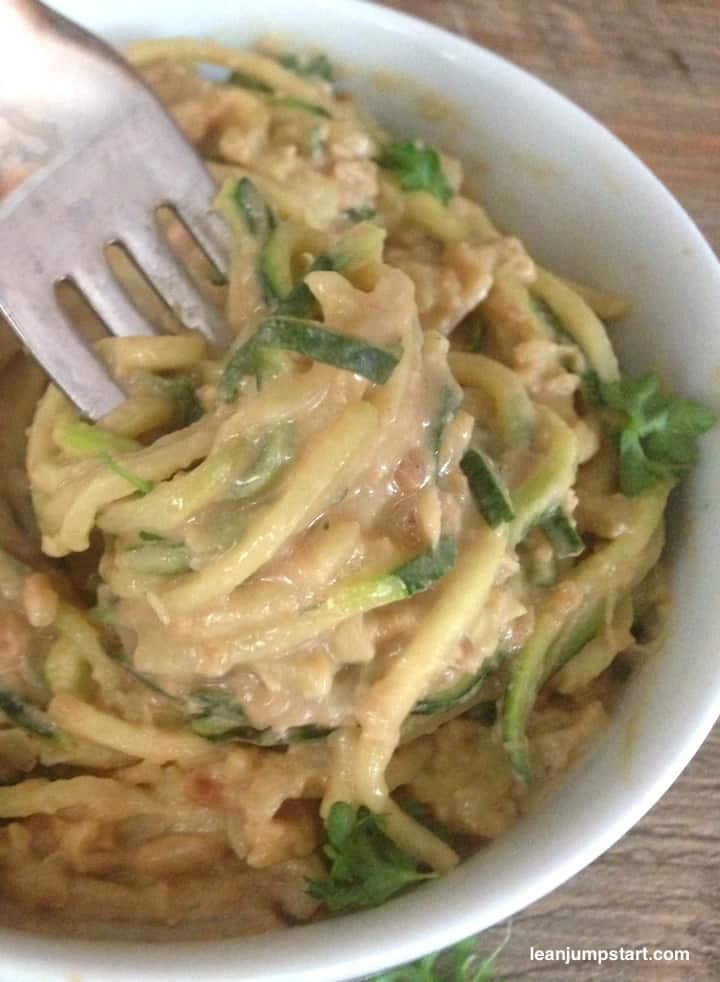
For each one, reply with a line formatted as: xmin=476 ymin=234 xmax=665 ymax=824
xmin=0 ymin=36 xmax=698 ymax=937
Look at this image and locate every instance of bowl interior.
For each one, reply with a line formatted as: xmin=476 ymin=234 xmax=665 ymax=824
xmin=4 ymin=2 xmax=720 ymax=980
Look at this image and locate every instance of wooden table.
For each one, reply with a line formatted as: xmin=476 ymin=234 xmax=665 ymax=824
xmin=377 ymin=2 xmax=720 ymax=978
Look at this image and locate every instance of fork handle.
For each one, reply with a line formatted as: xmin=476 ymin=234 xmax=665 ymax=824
xmin=0 ymin=0 xmax=50 ymax=28
xmin=0 ymin=0 xmax=128 ymax=67
xmin=0 ymin=0 xmax=93 ymax=43
xmin=1 ymin=0 xmax=42 ymax=13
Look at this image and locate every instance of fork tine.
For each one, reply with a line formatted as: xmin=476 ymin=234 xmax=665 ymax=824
xmin=72 ymin=262 xmax=158 ymax=338
xmin=175 ymin=206 xmax=232 ymax=281
xmin=0 ymin=293 xmax=125 ymax=420
xmin=121 ymin=226 xmax=230 ymax=347
xmin=170 ymin=188 xmax=232 ymax=279
xmin=142 ymin=117 xmax=231 ymax=277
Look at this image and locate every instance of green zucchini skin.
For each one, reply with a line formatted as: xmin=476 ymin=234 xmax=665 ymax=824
xmin=0 ymin=690 xmax=62 ymax=741
xmin=403 ymin=649 xmax=506 ymax=746
xmin=273 ymin=96 xmax=332 ymax=118
xmin=111 ymin=539 xmax=458 ymax=749
xmin=461 ymin=449 xmax=514 ymax=528
xmin=188 ymin=688 xmax=331 ymax=746
xmin=259 ymin=226 xmax=295 ymax=302
xmin=502 ymin=485 xmax=669 ymax=782
xmin=393 ymin=536 xmax=457 ymax=597
xmin=541 ymin=508 xmax=585 ymax=559
xmin=228 ymin=71 xmax=274 ymax=95
xmin=431 ymin=384 xmax=463 ymax=458
xmin=412 ymin=664 xmax=495 ymax=716
xmin=220 ymin=315 xmax=400 ymax=400
xmin=233 ymin=177 xmax=275 ymax=239
xmin=277 ymin=52 xmax=335 ymax=83
xmin=275 ymin=255 xmax=335 ymax=319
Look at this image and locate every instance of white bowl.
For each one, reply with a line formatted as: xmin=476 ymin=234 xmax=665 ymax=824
xmin=4 ymin=2 xmax=720 ymax=980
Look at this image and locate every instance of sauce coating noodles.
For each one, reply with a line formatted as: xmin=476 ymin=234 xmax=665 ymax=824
xmin=0 ymin=37 xmax=691 ymax=936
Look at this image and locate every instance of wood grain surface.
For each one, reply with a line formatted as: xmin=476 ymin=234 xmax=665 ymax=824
xmin=375 ymin=2 xmax=720 ymax=979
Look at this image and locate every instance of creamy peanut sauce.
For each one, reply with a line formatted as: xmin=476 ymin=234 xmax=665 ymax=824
xmin=0 ymin=40 xmax=671 ymax=936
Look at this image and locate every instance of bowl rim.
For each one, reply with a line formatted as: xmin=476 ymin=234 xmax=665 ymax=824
xmin=3 ymin=1 xmax=720 ymax=980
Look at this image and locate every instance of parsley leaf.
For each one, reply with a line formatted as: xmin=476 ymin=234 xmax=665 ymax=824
xmin=306 ymin=802 xmax=436 ymax=912
xmin=595 ymin=372 xmax=716 ymax=496
xmin=366 ymin=933 xmax=508 ymax=982
xmin=378 ymin=140 xmax=454 ymax=205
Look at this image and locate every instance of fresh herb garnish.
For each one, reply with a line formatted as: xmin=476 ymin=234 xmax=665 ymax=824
xmin=378 ymin=140 xmax=453 ymax=206
xmin=366 ymin=933 xmax=507 ymax=982
xmin=581 ymin=368 xmax=603 ymax=406
xmin=307 ymin=802 xmax=436 ymax=912
xmin=592 ymin=371 xmax=716 ymax=496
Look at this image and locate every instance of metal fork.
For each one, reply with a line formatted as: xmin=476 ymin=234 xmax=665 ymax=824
xmin=0 ymin=0 xmax=231 ymax=419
